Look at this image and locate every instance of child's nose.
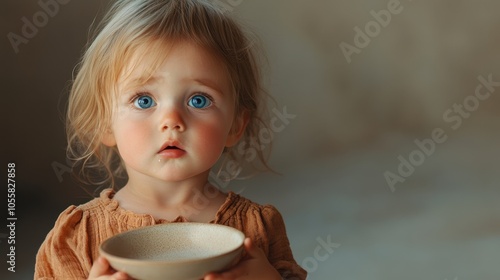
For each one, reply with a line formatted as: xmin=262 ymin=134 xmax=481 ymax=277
xmin=159 ymin=107 xmax=185 ymax=132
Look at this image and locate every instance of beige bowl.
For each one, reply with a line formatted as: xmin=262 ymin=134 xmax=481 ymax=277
xmin=99 ymin=223 xmax=245 ymax=280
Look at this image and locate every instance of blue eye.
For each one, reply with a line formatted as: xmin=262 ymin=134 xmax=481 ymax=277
xmin=188 ymin=94 xmax=212 ymax=109
xmin=134 ymin=95 xmax=156 ymax=109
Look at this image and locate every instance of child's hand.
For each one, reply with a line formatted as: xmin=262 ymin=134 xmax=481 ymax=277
xmin=87 ymin=256 xmax=131 ymax=280
xmin=204 ymin=238 xmax=282 ymax=280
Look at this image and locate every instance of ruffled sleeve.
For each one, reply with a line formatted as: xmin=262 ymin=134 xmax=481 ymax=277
xmin=259 ymin=205 xmax=307 ymax=280
xmin=216 ymin=193 xmax=307 ymax=280
xmin=34 ymin=189 xmax=159 ymax=279
xmin=34 ymin=205 xmax=92 ymax=280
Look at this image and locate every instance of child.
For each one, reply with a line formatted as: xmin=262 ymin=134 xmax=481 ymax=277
xmin=35 ymin=0 xmax=306 ymax=279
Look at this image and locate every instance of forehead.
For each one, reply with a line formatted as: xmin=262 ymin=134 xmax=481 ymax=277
xmin=118 ymin=40 xmax=232 ymax=93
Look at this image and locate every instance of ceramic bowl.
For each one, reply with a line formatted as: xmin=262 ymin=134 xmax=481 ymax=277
xmin=99 ymin=223 xmax=245 ymax=280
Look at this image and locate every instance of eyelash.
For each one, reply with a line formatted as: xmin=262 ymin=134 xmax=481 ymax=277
xmin=193 ymin=92 xmax=215 ymax=104
xmin=127 ymin=92 xmax=215 ymax=106
xmin=129 ymin=92 xmax=153 ymax=106
xmin=130 ymin=92 xmax=149 ymax=100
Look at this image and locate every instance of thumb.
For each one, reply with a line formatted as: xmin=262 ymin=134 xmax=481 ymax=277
xmin=243 ymin=238 xmax=263 ymax=259
xmin=88 ymin=256 xmax=110 ymax=278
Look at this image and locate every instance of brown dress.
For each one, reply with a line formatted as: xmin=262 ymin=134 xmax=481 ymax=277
xmin=34 ymin=189 xmax=307 ymax=279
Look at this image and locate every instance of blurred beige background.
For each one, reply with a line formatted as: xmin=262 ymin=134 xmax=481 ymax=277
xmin=2 ymin=0 xmax=500 ymax=279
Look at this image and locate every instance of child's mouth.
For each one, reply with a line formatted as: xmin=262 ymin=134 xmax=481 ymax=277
xmin=158 ymin=142 xmax=185 ymax=158
xmin=165 ymin=146 xmax=179 ymax=150
xmin=159 ymin=141 xmax=184 ymax=152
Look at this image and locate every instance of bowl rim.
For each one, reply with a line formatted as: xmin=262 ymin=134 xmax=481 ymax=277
xmin=99 ymin=222 xmax=246 ymax=266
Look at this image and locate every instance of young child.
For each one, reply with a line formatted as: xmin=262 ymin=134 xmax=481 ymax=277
xmin=35 ymin=0 xmax=306 ymax=279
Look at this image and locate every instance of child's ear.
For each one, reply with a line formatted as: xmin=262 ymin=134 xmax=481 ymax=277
xmin=101 ymin=129 xmax=116 ymax=147
xmin=225 ymin=111 xmax=249 ymax=147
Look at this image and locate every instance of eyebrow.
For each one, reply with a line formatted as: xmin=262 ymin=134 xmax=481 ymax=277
xmin=120 ymin=75 xmax=228 ymax=96
xmin=121 ymin=75 xmax=162 ymax=91
xmin=192 ymin=78 xmax=227 ymax=95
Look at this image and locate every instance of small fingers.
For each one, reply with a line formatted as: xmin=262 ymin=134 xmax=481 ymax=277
xmin=88 ymin=257 xmax=110 ymax=279
xmin=243 ymin=238 xmax=265 ymax=260
xmin=204 ymin=271 xmax=235 ymax=280
xmin=88 ymin=257 xmax=130 ymax=280
xmin=111 ymin=271 xmax=130 ymax=280
xmin=203 ymin=273 xmax=216 ymax=280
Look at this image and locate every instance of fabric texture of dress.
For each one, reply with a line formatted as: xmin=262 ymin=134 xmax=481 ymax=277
xmin=35 ymin=189 xmax=307 ymax=279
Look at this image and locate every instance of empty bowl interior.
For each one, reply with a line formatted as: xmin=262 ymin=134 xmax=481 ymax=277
xmin=101 ymin=223 xmax=245 ymax=262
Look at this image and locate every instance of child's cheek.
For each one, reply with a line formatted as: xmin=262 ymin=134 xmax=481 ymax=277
xmin=114 ymin=121 xmax=152 ymax=160
xmin=193 ymin=122 xmax=229 ymax=153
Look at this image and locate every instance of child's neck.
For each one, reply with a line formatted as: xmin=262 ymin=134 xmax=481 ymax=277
xmin=113 ymin=178 xmax=227 ymax=223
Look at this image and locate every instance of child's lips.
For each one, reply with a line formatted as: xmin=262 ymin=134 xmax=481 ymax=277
xmin=158 ymin=141 xmax=185 ymax=158
xmin=158 ymin=148 xmax=185 ymax=158
xmin=159 ymin=140 xmax=184 ymax=152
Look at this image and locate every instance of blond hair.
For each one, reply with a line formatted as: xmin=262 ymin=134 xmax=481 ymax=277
xmin=67 ymin=0 xmax=271 ymax=188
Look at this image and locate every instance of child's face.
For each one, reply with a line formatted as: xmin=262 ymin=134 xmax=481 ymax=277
xmin=103 ymin=41 xmax=244 ymax=184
